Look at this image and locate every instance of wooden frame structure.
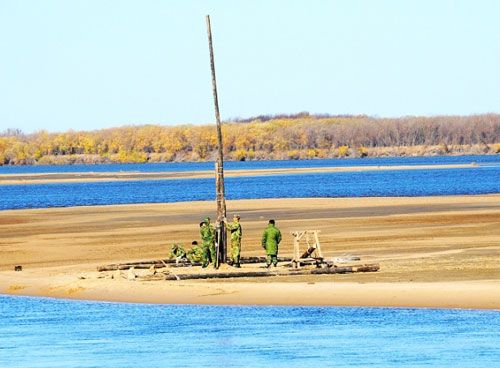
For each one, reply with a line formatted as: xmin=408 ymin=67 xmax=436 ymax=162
xmin=291 ymin=230 xmax=324 ymax=269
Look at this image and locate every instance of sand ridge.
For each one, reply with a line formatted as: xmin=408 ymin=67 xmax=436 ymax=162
xmin=0 ymin=163 xmax=477 ymax=185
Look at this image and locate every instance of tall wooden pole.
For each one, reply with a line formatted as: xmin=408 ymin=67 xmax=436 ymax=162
xmin=206 ymin=15 xmax=227 ymax=265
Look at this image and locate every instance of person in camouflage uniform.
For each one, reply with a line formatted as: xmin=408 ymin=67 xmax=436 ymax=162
xmin=261 ymin=219 xmax=282 ymax=267
xmin=187 ymin=240 xmax=204 ymax=264
xmin=225 ymin=214 xmax=242 ymax=268
xmin=200 ymin=217 xmax=216 ymax=268
xmin=169 ymin=244 xmax=187 ymax=260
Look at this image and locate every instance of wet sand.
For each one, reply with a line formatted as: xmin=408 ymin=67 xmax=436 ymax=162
xmin=0 ymin=163 xmax=476 ymax=184
xmin=0 ymin=195 xmax=499 ymax=309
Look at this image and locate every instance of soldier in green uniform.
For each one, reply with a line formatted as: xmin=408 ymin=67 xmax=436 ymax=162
xmin=225 ymin=214 xmax=242 ymax=268
xmin=187 ymin=240 xmax=204 ymax=264
xmin=262 ymin=219 xmax=282 ymax=267
xmin=200 ymin=217 xmax=216 ymax=268
xmin=169 ymin=243 xmax=187 ymax=260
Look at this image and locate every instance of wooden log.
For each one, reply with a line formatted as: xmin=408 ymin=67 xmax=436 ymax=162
xmin=240 ymin=256 xmax=292 ymax=264
xmin=98 ymin=259 xmax=376 ymax=273
xmin=312 ymin=266 xmax=353 ymax=274
xmin=207 ymin=15 xmax=228 ymax=264
xmin=352 ymin=264 xmax=380 ymax=272
xmin=144 ymin=263 xmax=380 ymax=281
xmin=98 ymin=263 xmax=166 ymax=272
xmin=311 ymin=264 xmax=380 ymax=275
xmin=169 ymin=262 xmax=202 ymax=268
xmin=300 ymin=247 xmax=316 ymax=259
xmin=136 ymin=273 xmax=169 ymax=281
xmin=164 ymin=271 xmax=278 ymax=280
xmin=98 ymin=256 xmax=293 ymax=271
xmin=97 ymin=259 xmax=194 ymax=271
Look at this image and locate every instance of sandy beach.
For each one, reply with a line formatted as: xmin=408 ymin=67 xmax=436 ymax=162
xmin=1 ymin=195 xmax=499 ymax=309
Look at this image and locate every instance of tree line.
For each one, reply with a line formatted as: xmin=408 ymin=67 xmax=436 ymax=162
xmin=1 ymin=113 xmax=499 ymax=165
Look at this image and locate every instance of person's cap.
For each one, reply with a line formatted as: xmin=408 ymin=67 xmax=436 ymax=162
xmin=233 ymin=214 xmax=240 ymax=219
xmin=203 ymin=217 xmax=210 ymax=223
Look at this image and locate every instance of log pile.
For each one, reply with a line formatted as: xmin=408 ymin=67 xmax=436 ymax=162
xmin=134 ymin=263 xmax=380 ymax=281
xmin=97 ymin=256 xmax=293 ymax=272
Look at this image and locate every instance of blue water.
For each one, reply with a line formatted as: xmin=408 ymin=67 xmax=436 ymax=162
xmin=0 ymin=296 xmax=498 ymax=368
xmin=1 ymin=166 xmax=499 ymax=210
xmin=0 ymin=155 xmax=498 ymax=174
xmin=2 ymin=158 xmax=499 ymax=367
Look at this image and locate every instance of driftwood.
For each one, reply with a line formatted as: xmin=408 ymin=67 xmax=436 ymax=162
xmin=136 ymin=271 xmax=277 ymax=281
xmin=97 ymin=256 xmax=293 ymax=272
xmin=99 ymin=263 xmax=163 ymax=272
xmin=240 ymin=256 xmax=292 ymax=264
xmin=134 ymin=263 xmax=380 ymax=281
xmin=311 ymin=264 xmax=380 ymax=274
xmin=164 ymin=271 xmax=278 ymax=281
xmin=98 ymin=259 xmax=191 ymax=271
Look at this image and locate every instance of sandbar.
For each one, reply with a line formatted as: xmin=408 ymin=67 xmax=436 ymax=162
xmin=0 ymin=163 xmax=478 ymax=185
xmin=0 ymin=195 xmax=499 ymax=309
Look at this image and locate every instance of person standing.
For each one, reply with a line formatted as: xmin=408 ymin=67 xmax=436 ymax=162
xmin=225 ymin=214 xmax=242 ymax=268
xmin=200 ymin=217 xmax=216 ymax=268
xmin=262 ymin=219 xmax=282 ymax=268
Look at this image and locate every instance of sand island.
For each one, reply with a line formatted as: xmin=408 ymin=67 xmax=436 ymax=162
xmin=1 ymin=191 xmax=498 ymax=309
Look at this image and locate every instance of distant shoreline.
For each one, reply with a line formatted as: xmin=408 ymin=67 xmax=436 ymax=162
xmin=2 ymin=113 xmax=499 ymax=165
xmin=0 ymin=147 xmax=497 ymax=167
xmin=0 ymin=163 xmax=479 ymax=185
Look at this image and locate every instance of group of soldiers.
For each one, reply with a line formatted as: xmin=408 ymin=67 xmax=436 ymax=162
xmin=171 ymin=215 xmax=282 ymax=268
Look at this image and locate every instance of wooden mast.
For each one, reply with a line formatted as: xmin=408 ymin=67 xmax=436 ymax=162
xmin=206 ymin=15 xmax=227 ymax=265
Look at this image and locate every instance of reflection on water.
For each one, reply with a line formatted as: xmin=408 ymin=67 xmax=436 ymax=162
xmin=0 ymin=295 xmax=499 ymax=367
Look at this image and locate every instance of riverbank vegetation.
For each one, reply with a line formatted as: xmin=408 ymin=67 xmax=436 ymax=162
xmin=1 ymin=113 xmax=499 ymax=165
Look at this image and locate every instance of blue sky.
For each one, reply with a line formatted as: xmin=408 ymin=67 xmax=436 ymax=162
xmin=1 ymin=0 xmax=499 ymax=133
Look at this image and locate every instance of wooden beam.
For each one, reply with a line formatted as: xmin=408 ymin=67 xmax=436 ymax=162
xmin=206 ymin=14 xmax=227 ymax=265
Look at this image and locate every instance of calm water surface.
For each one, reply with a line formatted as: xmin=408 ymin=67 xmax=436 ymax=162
xmin=0 ymin=166 xmax=498 ymax=210
xmin=0 ymin=295 xmax=499 ymax=368
xmin=0 ymin=155 xmax=498 ymax=174
xmin=1 ymin=157 xmax=499 ymax=367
